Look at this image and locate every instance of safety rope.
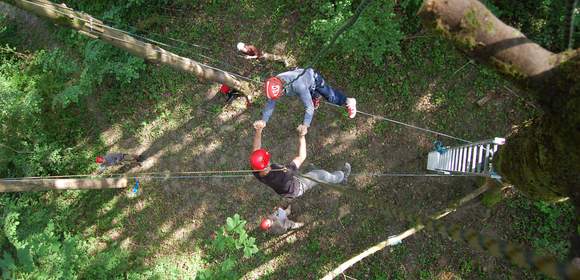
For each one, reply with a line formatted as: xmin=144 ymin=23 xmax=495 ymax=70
xmin=18 ymin=0 xmax=255 ymax=84
xmin=100 ymin=19 xmax=211 ymax=51
xmin=323 ymin=102 xmax=472 ymax=143
xmin=1 ymin=169 xmax=473 ymax=182
xmin=101 ymin=22 xmax=245 ymax=73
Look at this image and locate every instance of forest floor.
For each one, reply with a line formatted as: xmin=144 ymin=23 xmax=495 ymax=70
xmin=4 ymin=1 xmax=576 ymax=279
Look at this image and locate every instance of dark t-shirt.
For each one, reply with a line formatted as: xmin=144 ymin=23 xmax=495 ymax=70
xmin=253 ymin=162 xmax=301 ymax=197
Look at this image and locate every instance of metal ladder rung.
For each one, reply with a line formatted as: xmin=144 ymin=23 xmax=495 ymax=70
xmin=471 ymin=146 xmax=478 ymax=172
xmin=477 ymin=145 xmax=484 ymax=173
xmin=483 ymin=144 xmax=491 ymax=173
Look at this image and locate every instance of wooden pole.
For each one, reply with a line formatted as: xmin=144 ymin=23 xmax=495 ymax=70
xmin=1 ymin=0 xmax=254 ymax=94
xmin=0 ymin=178 xmax=128 ymax=192
xmin=321 ymin=180 xmax=493 ymax=280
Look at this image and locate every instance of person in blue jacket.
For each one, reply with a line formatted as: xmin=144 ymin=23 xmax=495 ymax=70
xmin=255 ymin=68 xmax=357 ymax=135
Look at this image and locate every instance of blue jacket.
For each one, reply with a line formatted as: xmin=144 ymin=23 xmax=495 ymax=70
xmin=261 ymin=68 xmax=316 ymax=127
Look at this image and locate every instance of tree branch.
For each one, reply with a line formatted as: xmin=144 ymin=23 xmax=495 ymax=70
xmin=418 ymin=0 xmax=579 ymax=110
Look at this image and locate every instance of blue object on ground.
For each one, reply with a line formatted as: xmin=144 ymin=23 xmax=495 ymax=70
xmin=132 ymin=178 xmax=139 ymax=193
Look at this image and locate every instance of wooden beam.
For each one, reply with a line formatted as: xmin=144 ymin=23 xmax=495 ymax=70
xmin=0 ymin=178 xmax=128 ymax=192
xmin=2 ymin=0 xmax=254 ymax=94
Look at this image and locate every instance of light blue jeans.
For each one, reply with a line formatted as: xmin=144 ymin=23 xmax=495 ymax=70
xmin=293 ymin=169 xmax=345 ymax=197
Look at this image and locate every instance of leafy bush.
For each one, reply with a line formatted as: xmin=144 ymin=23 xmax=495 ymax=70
xmin=196 ymin=214 xmax=259 ymax=280
xmin=0 ymin=195 xmax=130 ymax=279
xmin=308 ymin=0 xmax=403 ymax=66
xmin=482 ymin=0 xmax=573 ymax=51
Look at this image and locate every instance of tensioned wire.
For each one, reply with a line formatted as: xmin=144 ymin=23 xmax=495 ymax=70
xmin=323 ymin=102 xmax=473 ymax=143
xmin=1 ymin=170 xmax=477 ymax=182
xmin=18 ymin=0 xmax=254 ymax=83
xmin=99 ymin=20 xmax=245 ymax=73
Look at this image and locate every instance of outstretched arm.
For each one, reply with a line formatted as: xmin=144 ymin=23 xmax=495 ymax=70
xmin=298 ymin=90 xmax=315 ymax=127
xmin=291 ymin=127 xmax=307 ymax=168
xmin=253 ymin=120 xmax=265 ymax=151
xmin=261 ymin=99 xmax=277 ymax=124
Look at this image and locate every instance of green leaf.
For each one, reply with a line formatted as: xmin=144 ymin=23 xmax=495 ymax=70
xmin=16 ymin=247 xmax=34 ymax=272
xmin=225 ymin=217 xmax=235 ymax=231
xmin=238 ymin=231 xmax=248 ymax=244
xmin=220 ymin=258 xmax=236 ymax=273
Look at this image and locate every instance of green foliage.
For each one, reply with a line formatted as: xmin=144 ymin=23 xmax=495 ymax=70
xmin=0 ymin=195 xmax=131 ymax=279
xmin=508 ymin=196 xmax=574 ymax=259
xmin=0 ymin=50 xmax=91 ymax=177
xmin=489 ymin=0 xmax=574 ymax=51
xmin=196 ymin=214 xmax=259 ymax=280
xmin=481 ymin=186 xmax=503 ymax=207
xmin=0 ymin=29 xmax=144 ymax=177
xmin=0 ymin=15 xmax=6 ymax=35
xmin=308 ymin=0 xmax=402 ymax=66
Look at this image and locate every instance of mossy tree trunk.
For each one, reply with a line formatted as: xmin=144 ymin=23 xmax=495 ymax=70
xmin=419 ymin=0 xmax=580 ymax=258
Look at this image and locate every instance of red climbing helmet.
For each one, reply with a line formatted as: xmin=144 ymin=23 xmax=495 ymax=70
xmin=249 ymin=149 xmax=270 ymax=170
xmin=260 ymin=218 xmax=272 ymax=231
xmin=219 ymin=84 xmax=231 ymax=94
xmin=95 ymin=156 xmax=105 ymax=164
xmin=264 ymin=77 xmax=284 ymax=100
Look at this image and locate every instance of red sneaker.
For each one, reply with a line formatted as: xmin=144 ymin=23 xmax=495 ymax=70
xmin=346 ymin=98 xmax=357 ymax=118
xmin=312 ymin=97 xmax=321 ymax=109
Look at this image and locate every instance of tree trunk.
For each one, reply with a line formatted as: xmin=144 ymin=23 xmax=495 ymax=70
xmin=2 ymin=0 xmax=255 ymax=94
xmin=418 ymin=0 xmax=579 ymax=112
xmin=418 ymin=0 xmax=580 ymax=203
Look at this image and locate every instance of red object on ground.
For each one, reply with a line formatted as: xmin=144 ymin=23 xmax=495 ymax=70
xmin=250 ymin=149 xmax=271 ymax=170
xmin=260 ymin=218 xmax=272 ymax=231
xmin=264 ymin=77 xmax=284 ymax=100
xmin=219 ymin=84 xmax=231 ymax=94
xmin=244 ymin=45 xmax=262 ymax=58
xmin=96 ymin=156 xmax=105 ymax=164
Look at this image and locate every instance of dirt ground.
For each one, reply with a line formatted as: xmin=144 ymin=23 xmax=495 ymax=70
xmin=89 ymin=74 xmax=541 ymax=279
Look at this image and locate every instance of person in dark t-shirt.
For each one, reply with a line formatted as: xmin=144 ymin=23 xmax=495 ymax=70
xmin=250 ymin=120 xmax=351 ymax=199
